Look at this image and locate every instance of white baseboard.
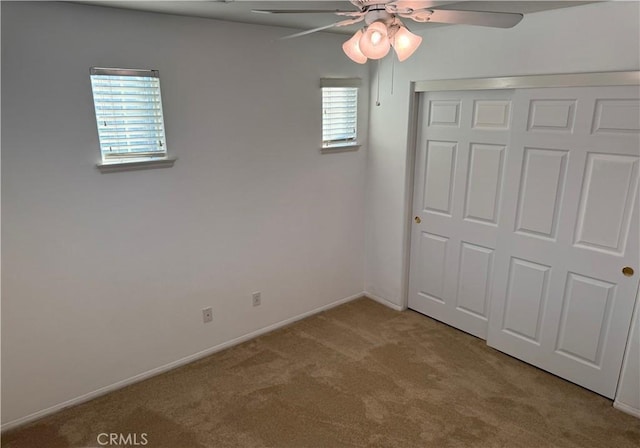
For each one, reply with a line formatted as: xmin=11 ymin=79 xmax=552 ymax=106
xmin=364 ymin=291 xmax=405 ymax=311
xmin=1 ymin=292 xmax=364 ymax=432
xmin=614 ymin=400 xmax=640 ymax=419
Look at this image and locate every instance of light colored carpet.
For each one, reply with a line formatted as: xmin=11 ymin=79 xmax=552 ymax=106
xmin=2 ymin=298 xmax=639 ymax=447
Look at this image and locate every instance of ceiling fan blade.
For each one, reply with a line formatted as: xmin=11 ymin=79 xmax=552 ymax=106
xmin=280 ymin=23 xmax=339 ymax=40
xmin=427 ymin=9 xmax=523 ymax=28
xmin=253 ymin=10 xmax=356 ymax=14
xmin=279 ymin=17 xmax=363 ymax=40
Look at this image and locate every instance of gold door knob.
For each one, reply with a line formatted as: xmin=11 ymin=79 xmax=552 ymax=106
xmin=622 ymin=266 xmax=634 ymax=277
xmin=415 ymin=216 xmax=422 ymax=224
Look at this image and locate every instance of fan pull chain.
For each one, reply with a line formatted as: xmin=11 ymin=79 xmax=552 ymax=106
xmin=391 ymin=54 xmax=395 ymax=95
xmin=376 ymin=59 xmax=381 ymax=106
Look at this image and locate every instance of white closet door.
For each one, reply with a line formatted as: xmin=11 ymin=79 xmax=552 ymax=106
xmin=487 ymin=86 xmax=640 ymax=398
xmin=409 ymin=90 xmax=514 ymax=339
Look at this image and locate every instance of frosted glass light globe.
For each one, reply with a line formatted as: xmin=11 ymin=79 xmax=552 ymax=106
xmin=391 ymin=26 xmax=422 ymax=62
xmin=359 ymin=21 xmax=390 ymax=60
xmin=342 ymin=30 xmax=367 ymax=64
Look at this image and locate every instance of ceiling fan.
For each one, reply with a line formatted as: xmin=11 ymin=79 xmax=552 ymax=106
xmin=253 ymin=1 xmax=524 ymax=63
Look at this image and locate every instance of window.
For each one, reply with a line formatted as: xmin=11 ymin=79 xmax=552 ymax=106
xmin=90 ymin=67 xmax=173 ymax=171
xmin=321 ymin=78 xmax=361 ymax=149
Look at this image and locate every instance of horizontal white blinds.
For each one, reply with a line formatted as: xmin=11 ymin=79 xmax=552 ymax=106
xmin=322 ymin=87 xmax=358 ymax=147
xmin=90 ymin=69 xmax=167 ymax=161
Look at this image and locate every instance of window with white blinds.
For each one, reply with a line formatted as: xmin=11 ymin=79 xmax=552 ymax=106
xmin=90 ymin=68 xmax=168 ymax=164
xmin=322 ymin=86 xmax=358 ymax=148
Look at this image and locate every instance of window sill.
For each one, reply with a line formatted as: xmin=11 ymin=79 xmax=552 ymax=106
xmin=96 ymin=158 xmax=177 ymax=173
xmin=321 ymin=144 xmax=361 ymax=154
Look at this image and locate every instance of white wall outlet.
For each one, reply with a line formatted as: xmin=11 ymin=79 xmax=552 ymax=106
xmin=202 ymin=307 xmax=213 ymax=323
xmin=252 ymin=292 xmax=261 ymax=307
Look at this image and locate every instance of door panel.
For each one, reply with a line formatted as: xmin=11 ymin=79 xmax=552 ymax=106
xmin=573 ymin=153 xmax=639 ymax=254
xmin=502 ymin=257 xmax=550 ymax=344
xmin=464 ymin=143 xmax=505 ymax=224
xmin=416 ymin=232 xmax=448 ymax=304
xmin=473 ymin=100 xmax=511 ymax=129
xmin=456 ymin=243 xmax=493 ymax=320
xmin=515 ymin=148 xmax=568 ymax=239
xmin=409 ymin=90 xmax=513 ymax=339
xmin=555 ymin=273 xmax=614 ymax=366
xmin=527 ymin=100 xmax=576 ymax=132
xmin=592 ymin=99 xmax=640 ymax=134
xmin=487 ymin=86 xmax=640 ymax=398
xmin=410 ymin=85 xmax=640 ymax=398
xmin=423 ymin=141 xmax=457 ymax=215
xmin=429 ymin=100 xmax=461 ymax=127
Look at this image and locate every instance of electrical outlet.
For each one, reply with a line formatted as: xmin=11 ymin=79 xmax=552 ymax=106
xmin=202 ymin=307 xmax=213 ymax=323
xmin=252 ymin=292 xmax=261 ymax=307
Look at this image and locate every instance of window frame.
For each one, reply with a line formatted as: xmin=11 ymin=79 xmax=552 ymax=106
xmin=90 ymin=67 xmax=176 ymax=173
xmin=320 ymin=78 xmax=362 ymax=151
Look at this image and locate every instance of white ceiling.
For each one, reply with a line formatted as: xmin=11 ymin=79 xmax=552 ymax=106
xmin=70 ymin=1 xmax=597 ymax=36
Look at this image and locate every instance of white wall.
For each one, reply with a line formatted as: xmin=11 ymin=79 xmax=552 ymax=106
xmin=1 ymin=2 xmax=368 ymax=426
xmin=364 ymin=0 xmax=640 ymax=306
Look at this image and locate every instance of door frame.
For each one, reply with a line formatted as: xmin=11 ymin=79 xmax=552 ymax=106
xmin=400 ymin=71 xmax=640 ymax=310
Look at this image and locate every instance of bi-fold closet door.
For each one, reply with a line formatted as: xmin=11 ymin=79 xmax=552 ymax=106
xmin=408 ymin=86 xmax=640 ymax=398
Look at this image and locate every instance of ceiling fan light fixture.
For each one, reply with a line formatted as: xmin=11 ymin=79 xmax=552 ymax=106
xmin=391 ymin=26 xmax=422 ymax=62
xmin=359 ymin=21 xmax=390 ymax=60
xmin=342 ymin=29 xmax=368 ymax=64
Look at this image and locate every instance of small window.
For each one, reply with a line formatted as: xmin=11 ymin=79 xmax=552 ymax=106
xmin=90 ymin=67 xmax=170 ymax=168
xmin=321 ymin=78 xmax=361 ymax=149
